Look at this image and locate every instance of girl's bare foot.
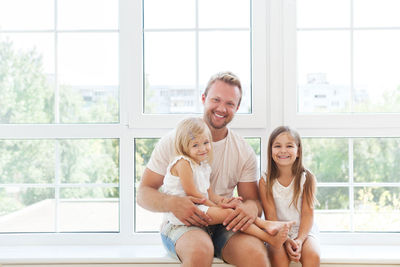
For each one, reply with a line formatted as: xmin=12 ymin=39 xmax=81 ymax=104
xmin=269 ymin=225 xmax=289 ymax=248
xmin=261 ymin=220 xmax=295 ymax=235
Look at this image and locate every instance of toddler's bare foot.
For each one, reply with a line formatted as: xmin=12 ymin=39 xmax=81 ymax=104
xmin=269 ymin=225 xmax=289 ymax=248
xmin=262 ymin=220 xmax=295 ymax=235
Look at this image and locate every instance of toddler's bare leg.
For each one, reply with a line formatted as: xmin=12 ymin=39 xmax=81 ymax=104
xmin=254 ymin=218 xmax=295 ymax=235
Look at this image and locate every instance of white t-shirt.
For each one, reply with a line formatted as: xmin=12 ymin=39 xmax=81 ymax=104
xmin=147 ymin=128 xmax=258 ymax=197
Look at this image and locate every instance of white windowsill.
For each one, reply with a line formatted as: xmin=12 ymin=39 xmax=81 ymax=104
xmin=0 ymin=245 xmax=399 ymax=265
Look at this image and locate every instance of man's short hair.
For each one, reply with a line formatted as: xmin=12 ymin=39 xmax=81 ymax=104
xmin=203 ymin=71 xmax=242 ymax=106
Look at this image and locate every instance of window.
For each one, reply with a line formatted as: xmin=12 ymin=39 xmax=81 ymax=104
xmin=1 ymin=0 xmax=398 ymax=247
xmin=282 ymin=0 xmax=400 ymax=237
xmin=0 ymin=0 xmax=121 ymax=243
xmin=143 ymin=0 xmax=251 ymax=115
xmin=132 ymin=0 xmax=267 ymax=128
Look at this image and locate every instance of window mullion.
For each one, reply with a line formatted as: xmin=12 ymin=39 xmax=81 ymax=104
xmin=349 ymin=138 xmax=355 ymax=232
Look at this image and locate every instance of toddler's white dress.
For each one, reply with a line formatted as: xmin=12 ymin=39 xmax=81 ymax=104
xmin=162 ymin=155 xmax=211 ymax=225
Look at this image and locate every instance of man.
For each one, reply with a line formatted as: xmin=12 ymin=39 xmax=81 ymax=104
xmin=137 ymin=72 xmax=269 ymax=267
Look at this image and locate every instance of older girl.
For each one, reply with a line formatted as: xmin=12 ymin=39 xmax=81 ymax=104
xmin=259 ymin=126 xmax=320 ymax=267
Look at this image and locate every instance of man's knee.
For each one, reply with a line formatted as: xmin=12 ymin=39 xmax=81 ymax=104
xmin=242 ymin=239 xmax=268 ymax=261
xmin=176 ymin=230 xmax=214 ymax=266
xmin=223 ymin=234 xmax=269 ymax=267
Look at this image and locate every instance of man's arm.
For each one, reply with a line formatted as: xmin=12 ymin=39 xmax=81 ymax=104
xmin=222 ymin=181 xmax=261 ymax=232
xmin=137 ymin=167 xmax=211 ymax=226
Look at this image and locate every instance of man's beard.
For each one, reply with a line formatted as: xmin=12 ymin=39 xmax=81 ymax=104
xmin=204 ymin=111 xmax=231 ymax=130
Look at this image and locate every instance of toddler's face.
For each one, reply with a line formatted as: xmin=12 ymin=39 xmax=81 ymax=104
xmin=188 ymin=133 xmax=211 ymax=164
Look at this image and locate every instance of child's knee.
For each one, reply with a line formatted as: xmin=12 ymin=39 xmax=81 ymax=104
xmin=302 ymin=248 xmax=320 ymax=264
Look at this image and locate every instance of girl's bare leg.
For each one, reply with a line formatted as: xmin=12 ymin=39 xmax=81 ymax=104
xmin=299 ymin=236 xmax=320 ymax=267
xmin=268 ymin=243 xmax=291 ymax=267
xmin=206 ymin=207 xmax=289 ymax=248
xmin=254 ymin=217 xmax=295 ymax=235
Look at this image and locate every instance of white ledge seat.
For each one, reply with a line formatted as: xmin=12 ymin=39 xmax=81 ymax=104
xmin=0 ymin=245 xmax=400 ymax=267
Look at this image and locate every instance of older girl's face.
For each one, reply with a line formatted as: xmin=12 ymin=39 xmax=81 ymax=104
xmin=271 ymin=132 xmax=299 ymax=168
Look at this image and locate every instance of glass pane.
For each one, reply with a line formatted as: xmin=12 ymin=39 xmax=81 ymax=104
xmin=354 ymin=138 xmax=400 ymax=183
xmin=144 ymin=0 xmax=195 ymax=29
xmin=303 ymin=138 xmax=349 ymax=182
xmin=0 ymin=37 xmax=54 ymax=123
xmin=58 ymin=33 xmax=119 ymax=123
xmin=245 ymin=137 xmax=261 ymax=176
xmin=297 ymin=31 xmax=351 ymax=113
xmin=354 ymin=187 xmax=400 ymax=231
xmin=297 ymin=0 xmax=350 ymax=28
xmin=0 ymin=0 xmax=53 ymax=30
xmin=144 ymin=32 xmax=196 ymax=114
xmin=199 ymin=31 xmax=251 ymax=114
xmin=59 ymin=139 xmax=119 ymax=184
xmin=198 ymin=0 xmax=250 ymax=28
xmin=2 ymin=33 xmax=55 ymax=75
xmin=59 ymin=187 xmax=119 ymax=232
xmin=0 ymin=187 xmax=55 ymax=232
xmin=354 ymin=0 xmax=400 ymax=27
xmin=0 ymin=140 xmax=55 ymax=184
xmin=58 ymin=0 xmax=118 ymax=30
xmin=134 ymin=138 xmax=161 ymax=232
xmin=315 ymin=211 xmax=350 ymax=231
xmin=316 ymin=187 xmax=349 ymax=210
xmin=353 ymin=30 xmax=400 ymax=112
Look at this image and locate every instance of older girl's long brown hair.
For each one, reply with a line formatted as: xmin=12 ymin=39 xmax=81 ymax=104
xmin=265 ymin=126 xmax=317 ymax=210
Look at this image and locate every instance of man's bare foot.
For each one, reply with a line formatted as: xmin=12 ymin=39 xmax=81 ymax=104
xmin=261 ymin=220 xmax=295 ymax=235
xmin=269 ymin=225 xmax=289 ymax=248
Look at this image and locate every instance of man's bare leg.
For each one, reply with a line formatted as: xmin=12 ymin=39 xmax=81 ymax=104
xmin=175 ymin=229 xmax=214 ymax=267
xmin=222 ymin=232 xmax=270 ymax=267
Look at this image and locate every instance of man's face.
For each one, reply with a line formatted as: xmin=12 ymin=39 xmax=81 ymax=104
xmin=202 ymin=80 xmax=241 ymax=130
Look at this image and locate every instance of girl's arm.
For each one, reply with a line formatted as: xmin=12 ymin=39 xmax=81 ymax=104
xmin=285 ymin=191 xmax=314 ymax=262
xmin=208 ymin=189 xmax=223 ymax=207
xmin=208 ymin=189 xmax=242 ymax=207
xmin=295 ymin=190 xmax=314 ymax=243
xmin=173 ymin=159 xmax=215 ymax=207
xmin=296 ymin=173 xmax=317 ymax=243
xmin=258 ymin=177 xmax=278 ymax=220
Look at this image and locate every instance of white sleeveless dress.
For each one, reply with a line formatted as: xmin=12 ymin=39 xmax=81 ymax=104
xmin=262 ymin=172 xmax=319 ymax=239
xmin=162 ymin=155 xmax=212 ymax=225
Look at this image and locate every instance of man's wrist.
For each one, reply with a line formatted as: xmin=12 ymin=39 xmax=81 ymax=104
xmin=164 ymin=194 xmax=178 ymax=212
xmin=242 ymin=199 xmax=258 ymax=216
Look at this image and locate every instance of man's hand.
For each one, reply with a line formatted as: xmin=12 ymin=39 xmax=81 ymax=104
xmin=221 ymin=199 xmax=258 ymax=232
xmin=285 ymin=238 xmax=302 ymax=262
xmin=169 ymin=195 xmax=211 ymax=227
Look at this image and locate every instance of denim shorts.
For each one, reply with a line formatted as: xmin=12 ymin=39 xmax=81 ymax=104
xmin=160 ymin=222 xmax=236 ymax=261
